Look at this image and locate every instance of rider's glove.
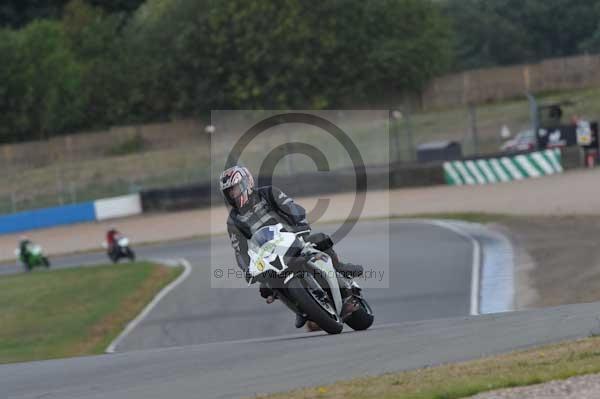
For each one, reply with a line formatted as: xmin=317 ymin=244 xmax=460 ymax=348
xmin=259 ymin=285 xmax=274 ymax=299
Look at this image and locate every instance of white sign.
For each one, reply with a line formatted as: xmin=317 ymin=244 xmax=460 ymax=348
xmin=577 ymin=120 xmax=592 ymax=146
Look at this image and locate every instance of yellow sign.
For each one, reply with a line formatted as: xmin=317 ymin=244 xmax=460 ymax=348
xmin=256 ymin=259 xmax=265 ymax=272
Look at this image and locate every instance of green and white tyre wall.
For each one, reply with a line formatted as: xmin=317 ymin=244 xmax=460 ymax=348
xmin=443 ymin=149 xmax=563 ymax=186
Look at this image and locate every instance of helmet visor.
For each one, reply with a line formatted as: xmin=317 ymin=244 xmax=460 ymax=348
xmin=224 ymin=182 xmax=247 ymax=208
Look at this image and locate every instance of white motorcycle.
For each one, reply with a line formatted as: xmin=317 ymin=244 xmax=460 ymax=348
xmin=104 ymin=236 xmax=136 ymax=263
xmin=247 ymin=223 xmax=374 ymax=334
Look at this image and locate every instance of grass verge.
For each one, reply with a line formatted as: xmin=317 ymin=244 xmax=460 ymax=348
xmin=0 ymin=261 xmax=181 ymax=364
xmin=258 ymin=336 xmax=600 ymax=399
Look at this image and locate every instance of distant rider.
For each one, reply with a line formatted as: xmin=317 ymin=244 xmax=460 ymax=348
xmin=106 ymin=228 xmax=122 ymax=256
xmin=18 ymin=236 xmax=32 ymax=265
xmin=220 ymin=165 xmax=363 ymax=328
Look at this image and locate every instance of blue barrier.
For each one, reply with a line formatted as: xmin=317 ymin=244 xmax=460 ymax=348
xmin=0 ymin=202 xmax=96 ymax=234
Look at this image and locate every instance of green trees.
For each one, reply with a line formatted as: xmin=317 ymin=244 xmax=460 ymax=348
xmin=0 ymin=29 xmax=22 ymax=142
xmin=0 ymin=1 xmax=131 ymax=142
xmin=0 ymin=1 xmax=66 ymax=29
xmin=444 ymin=0 xmax=600 ymax=69
xmin=361 ymin=0 xmax=453 ymax=94
xmin=62 ymin=0 xmax=132 ymax=126
xmin=0 ymin=0 xmax=144 ymax=28
xmin=0 ymin=21 xmax=84 ymax=141
xmin=5 ymin=0 xmax=600 ymax=144
xmin=129 ymin=0 xmax=453 ymax=111
xmin=1 ymin=0 xmax=455 ymax=143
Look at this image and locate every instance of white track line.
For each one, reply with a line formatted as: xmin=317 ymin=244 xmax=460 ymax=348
xmin=423 ymin=220 xmax=481 ymax=316
xmin=105 ymin=258 xmax=192 ymax=354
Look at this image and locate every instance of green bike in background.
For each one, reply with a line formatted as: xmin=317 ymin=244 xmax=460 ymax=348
xmin=15 ymin=237 xmax=51 ymax=272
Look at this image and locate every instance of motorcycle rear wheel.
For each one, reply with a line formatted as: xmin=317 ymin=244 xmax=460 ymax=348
xmin=287 ymin=277 xmax=343 ymax=334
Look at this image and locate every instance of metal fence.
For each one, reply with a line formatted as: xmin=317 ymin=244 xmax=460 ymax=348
xmin=389 ymin=103 xmax=531 ymax=163
xmin=0 ymin=120 xmax=210 ymax=214
xmin=0 ymin=105 xmax=541 ymax=214
xmin=422 ymin=53 xmax=600 ymax=110
xmin=392 ymin=87 xmax=600 ymax=163
xmin=3 ymin=90 xmax=598 ymax=215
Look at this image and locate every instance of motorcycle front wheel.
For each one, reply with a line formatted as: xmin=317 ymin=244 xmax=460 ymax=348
xmin=287 ymin=277 xmax=343 ymax=334
xmin=108 ymin=252 xmax=118 ymax=264
xmin=344 ymin=297 xmax=374 ymax=331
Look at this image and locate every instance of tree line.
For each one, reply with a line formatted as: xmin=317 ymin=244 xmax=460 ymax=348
xmin=1 ymin=0 xmax=600 ymax=143
xmin=444 ymin=0 xmax=600 ymax=70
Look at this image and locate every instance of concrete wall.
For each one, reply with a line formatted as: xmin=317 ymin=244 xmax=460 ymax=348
xmin=94 ymin=194 xmax=142 ymax=221
xmin=0 ymin=202 xmax=97 ymax=234
xmin=0 ymin=194 xmax=143 ymax=235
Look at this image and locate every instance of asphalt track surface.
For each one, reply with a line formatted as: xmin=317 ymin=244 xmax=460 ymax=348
xmin=0 ymin=220 xmax=481 ymax=396
xmin=5 ymin=302 xmax=600 ymax=399
xmin=3 ymin=220 xmax=600 ymax=398
xmin=118 ymin=220 xmax=476 ymax=350
xmin=0 ymin=220 xmax=474 ymax=349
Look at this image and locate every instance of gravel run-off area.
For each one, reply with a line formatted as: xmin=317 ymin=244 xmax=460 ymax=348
xmin=471 ymin=374 xmax=600 ymax=399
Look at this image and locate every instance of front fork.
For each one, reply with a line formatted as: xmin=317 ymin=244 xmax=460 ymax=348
xmin=337 ymin=274 xmax=363 ymax=320
xmin=273 ymin=273 xmax=339 ymax=320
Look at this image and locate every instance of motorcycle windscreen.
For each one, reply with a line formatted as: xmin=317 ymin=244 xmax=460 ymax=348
xmin=251 ymin=225 xmax=277 ymax=247
xmin=250 ymin=225 xmax=303 ymax=270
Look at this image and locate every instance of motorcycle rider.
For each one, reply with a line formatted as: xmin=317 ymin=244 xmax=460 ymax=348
xmin=18 ymin=236 xmax=32 ymax=266
xmin=220 ymin=165 xmax=363 ymax=328
xmin=106 ymin=228 xmax=122 ymax=258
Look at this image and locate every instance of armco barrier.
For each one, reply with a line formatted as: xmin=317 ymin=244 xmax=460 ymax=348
xmin=0 ymin=147 xmax=572 ymax=234
xmin=0 ymin=202 xmax=96 ymax=234
xmin=140 ymin=183 xmax=214 ymax=212
xmin=443 ymin=149 xmax=563 ymax=185
xmin=139 ymin=162 xmax=445 ymax=213
xmin=390 ymin=161 xmax=445 ymax=188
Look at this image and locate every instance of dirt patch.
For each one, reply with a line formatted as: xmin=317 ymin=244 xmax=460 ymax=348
xmin=499 ymin=216 xmax=600 ymax=309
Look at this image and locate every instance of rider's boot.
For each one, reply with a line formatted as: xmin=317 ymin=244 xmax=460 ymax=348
xmin=295 ymin=312 xmax=307 ymax=328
